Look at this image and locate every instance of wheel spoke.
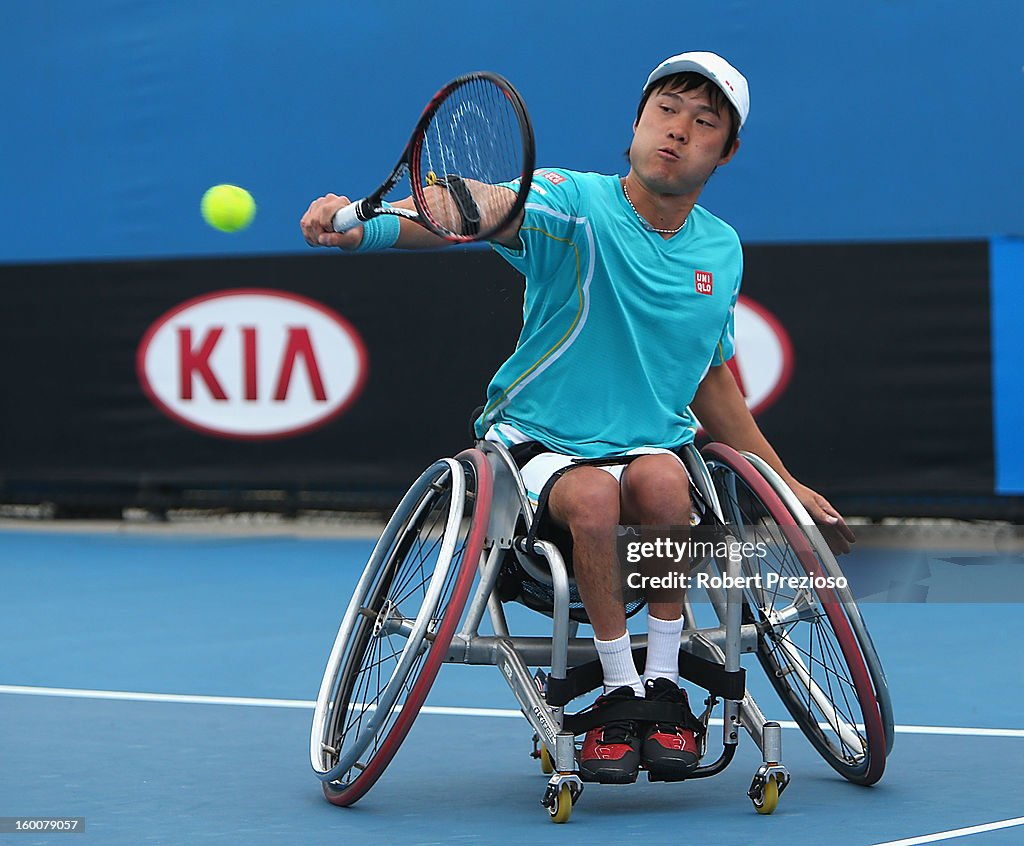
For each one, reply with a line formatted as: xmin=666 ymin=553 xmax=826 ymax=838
xmin=316 ymin=455 xmax=487 ymax=803
xmin=706 ymin=446 xmax=884 ymax=785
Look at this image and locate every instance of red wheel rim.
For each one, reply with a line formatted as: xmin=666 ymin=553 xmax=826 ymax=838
xmin=323 ymin=449 xmax=493 ymax=805
xmin=703 ymin=442 xmax=886 ymax=785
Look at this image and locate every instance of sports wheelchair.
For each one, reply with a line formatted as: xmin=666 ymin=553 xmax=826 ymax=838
xmin=310 ymin=438 xmax=894 ymax=822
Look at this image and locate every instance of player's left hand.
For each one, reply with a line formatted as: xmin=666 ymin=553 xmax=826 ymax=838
xmin=788 ymin=482 xmax=856 ymax=555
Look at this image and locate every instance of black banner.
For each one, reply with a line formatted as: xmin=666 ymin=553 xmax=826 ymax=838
xmin=0 ymin=242 xmax=1011 ymax=516
xmin=737 ymin=241 xmax=995 ymax=507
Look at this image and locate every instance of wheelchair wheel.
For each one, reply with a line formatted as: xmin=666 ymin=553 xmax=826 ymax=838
xmin=738 ymin=449 xmax=895 ymax=757
xmin=703 ymin=443 xmax=887 ymax=786
xmin=310 ymin=449 xmax=492 ymax=806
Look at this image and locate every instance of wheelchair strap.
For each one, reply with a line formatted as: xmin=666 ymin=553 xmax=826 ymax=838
xmin=561 ymin=698 xmax=704 ymax=737
xmin=546 ymin=647 xmax=746 ymax=708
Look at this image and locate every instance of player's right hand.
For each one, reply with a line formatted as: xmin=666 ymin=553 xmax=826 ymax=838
xmin=300 ymin=194 xmax=363 ymax=250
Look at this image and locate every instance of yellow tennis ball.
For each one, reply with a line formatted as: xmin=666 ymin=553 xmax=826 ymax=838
xmin=201 ymin=184 xmax=256 ymax=232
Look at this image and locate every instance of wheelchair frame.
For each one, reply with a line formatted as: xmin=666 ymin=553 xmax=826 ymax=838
xmin=310 ymin=438 xmax=893 ymax=822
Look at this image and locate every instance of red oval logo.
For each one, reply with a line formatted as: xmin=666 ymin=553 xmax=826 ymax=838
xmin=136 ymin=289 xmax=368 ymax=440
xmin=730 ymin=296 xmax=794 ymax=415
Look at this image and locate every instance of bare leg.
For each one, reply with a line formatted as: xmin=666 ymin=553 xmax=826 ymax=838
xmin=546 ymin=466 xmax=626 ymax=640
xmin=619 ymin=454 xmax=692 ymax=621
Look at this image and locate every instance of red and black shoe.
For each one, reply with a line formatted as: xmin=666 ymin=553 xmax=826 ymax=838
xmin=578 ymin=686 xmax=642 ymax=784
xmin=641 ymin=678 xmax=702 ymax=781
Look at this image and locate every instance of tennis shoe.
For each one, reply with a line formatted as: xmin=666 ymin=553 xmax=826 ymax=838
xmin=578 ymin=686 xmax=642 ymax=784
xmin=641 ymin=678 xmax=701 ymax=781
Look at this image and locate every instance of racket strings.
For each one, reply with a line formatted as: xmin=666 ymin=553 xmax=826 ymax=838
xmin=414 ymin=76 xmax=529 ymax=238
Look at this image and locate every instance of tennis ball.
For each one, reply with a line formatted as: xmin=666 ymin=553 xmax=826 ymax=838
xmin=201 ymin=184 xmax=256 ymax=232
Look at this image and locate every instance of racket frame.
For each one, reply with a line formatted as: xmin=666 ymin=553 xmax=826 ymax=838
xmin=332 ymin=71 xmax=534 ymax=243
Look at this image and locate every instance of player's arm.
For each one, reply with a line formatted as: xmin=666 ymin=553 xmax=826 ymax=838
xmin=691 ymin=363 xmax=856 ymax=553
xmin=300 ymin=184 xmax=523 ymax=251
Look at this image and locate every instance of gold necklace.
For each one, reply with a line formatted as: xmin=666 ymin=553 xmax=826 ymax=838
xmin=622 ymin=181 xmax=687 ymax=235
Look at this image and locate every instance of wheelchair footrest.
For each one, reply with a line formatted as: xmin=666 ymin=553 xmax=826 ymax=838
xmin=545 ymin=647 xmax=746 ymax=707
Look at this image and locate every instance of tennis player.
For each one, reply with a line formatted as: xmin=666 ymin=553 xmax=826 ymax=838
xmin=301 ymin=51 xmax=855 ymax=786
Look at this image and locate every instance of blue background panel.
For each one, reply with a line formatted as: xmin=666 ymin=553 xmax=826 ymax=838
xmin=2 ymin=0 xmax=1023 ymax=263
xmin=991 ymin=237 xmax=1024 ymax=494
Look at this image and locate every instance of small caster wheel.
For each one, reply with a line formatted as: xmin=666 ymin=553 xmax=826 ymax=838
xmin=753 ymin=774 xmax=780 ymax=815
xmin=539 ymin=744 xmax=554 ymax=774
xmin=548 ymin=784 xmax=572 ymax=824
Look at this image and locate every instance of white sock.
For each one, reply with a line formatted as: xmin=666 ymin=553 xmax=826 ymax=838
xmin=594 ymin=631 xmax=644 ymax=697
xmin=643 ymin=613 xmax=685 ymax=686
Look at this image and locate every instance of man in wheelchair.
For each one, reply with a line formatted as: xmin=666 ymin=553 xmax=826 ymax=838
xmin=302 ymin=50 xmax=855 ymax=785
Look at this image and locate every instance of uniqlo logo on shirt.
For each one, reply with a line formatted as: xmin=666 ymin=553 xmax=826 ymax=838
xmin=695 ymin=270 xmax=714 ymax=295
xmin=539 ymin=170 xmax=567 ymax=186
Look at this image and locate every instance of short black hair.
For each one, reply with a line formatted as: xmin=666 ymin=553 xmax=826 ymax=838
xmin=634 ymin=71 xmax=741 ymax=156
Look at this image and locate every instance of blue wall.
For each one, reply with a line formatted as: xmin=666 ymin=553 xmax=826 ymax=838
xmin=2 ymin=0 xmax=1022 ymax=263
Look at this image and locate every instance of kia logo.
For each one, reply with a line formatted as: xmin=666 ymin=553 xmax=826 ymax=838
xmin=728 ymin=296 xmax=793 ymax=415
xmin=137 ymin=289 xmax=367 ymax=440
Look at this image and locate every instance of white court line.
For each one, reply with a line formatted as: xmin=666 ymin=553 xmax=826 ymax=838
xmin=0 ymin=685 xmax=314 ymax=709
xmin=1 ymin=685 xmax=1023 ymax=738
xmin=868 ymin=816 xmax=1024 ymax=846
xmin=0 ymin=685 xmax=517 ymax=717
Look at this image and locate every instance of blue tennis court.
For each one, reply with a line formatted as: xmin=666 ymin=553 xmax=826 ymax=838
xmin=2 ymin=523 xmax=1023 ymax=845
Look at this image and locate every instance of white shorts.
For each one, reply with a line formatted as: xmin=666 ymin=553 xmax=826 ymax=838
xmin=484 ymin=425 xmax=686 ymax=506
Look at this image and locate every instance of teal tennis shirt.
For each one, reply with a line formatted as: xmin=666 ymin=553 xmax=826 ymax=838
xmin=476 ymin=168 xmax=743 ymax=457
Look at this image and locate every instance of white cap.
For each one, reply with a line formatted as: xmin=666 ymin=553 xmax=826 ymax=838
xmin=644 ymin=51 xmax=749 ymax=128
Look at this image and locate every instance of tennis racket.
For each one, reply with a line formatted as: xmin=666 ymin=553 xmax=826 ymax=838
xmin=331 ymin=72 xmax=535 ymax=243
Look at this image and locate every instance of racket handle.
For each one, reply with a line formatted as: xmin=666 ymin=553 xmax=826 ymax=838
xmin=331 ymin=199 xmax=370 ymax=233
